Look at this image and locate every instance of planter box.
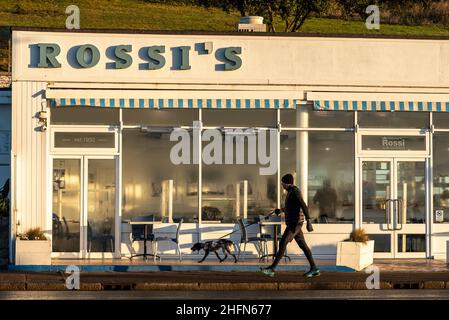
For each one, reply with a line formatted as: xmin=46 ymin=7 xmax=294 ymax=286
xmin=446 ymin=241 xmax=449 ymax=264
xmin=16 ymin=239 xmax=51 ymax=265
xmin=336 ymin=240 xmax=374 ymax=271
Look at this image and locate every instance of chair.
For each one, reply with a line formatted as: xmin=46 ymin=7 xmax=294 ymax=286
xmin=153 ymin=219 xmax=183 ymax=262
xmin=62 ymin=216 xmax=79 ymax=240
xmin=258 ymin=215 xmax=283 ymax=239
xmin=319 ymin=215 xmax=329 ymax=224
xmin=52 ymin=214 xmax=63 ymax=239
xmin=237 ymin=218 xmax=268 ymax=260
xmin=130 ymin=215 xmax=157 ymax=260
xmin=87 ymin=222 xmax=114 ymax=253
xmin=259 ymin=215 xmax=290 ymax=261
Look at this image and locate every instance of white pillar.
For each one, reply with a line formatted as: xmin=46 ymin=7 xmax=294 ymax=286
xmin=243 ymin=180 xmax=248 ymax=219
xmin=296 ymin=108 xmax=309 ymax=203
xmin=235 ymin=182 xmax=240 ymax=218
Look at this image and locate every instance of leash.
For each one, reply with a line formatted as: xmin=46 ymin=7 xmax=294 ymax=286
xmin=218 ymin=210 xmax=277 ymax=240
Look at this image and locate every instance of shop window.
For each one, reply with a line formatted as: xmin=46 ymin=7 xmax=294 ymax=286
xmin=433 ymin=113 xmax=449 ymax=128
xmin=122 ymin=129 xmax=198 ymax=223
xmin=280 ymin=131 xmax=355 ymax=223
xmin=433 ymin=133 xmax=449 ymax=223
xmin=202 ymin=109 xmax=276 ymax=127
xmin=123 ymin=109 xmax=197 ymax=126
xmin=201 ymin=131 xmax=277 ymax=223
xmin=50 ymin=106 xmax=119 ymax=125
xmin=281 ymin=106 xmax=354 ymax=128
xmin=358 ymin=111 xmax=429 ymax=128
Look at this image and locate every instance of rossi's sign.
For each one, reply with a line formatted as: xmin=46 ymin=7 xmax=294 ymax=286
xmin=32 ymin=43 xmax=242 ymax=71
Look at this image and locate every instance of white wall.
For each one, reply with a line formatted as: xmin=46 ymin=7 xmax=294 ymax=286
xmin=11 ymin=82 xmax=47 ymax=235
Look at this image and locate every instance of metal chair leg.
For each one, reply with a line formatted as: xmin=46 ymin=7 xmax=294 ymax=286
xmin=253 ymin=242 xmax=259 ymax=258
xmin=154 ymin=241 xmax=158 ymax=262
xmin=177 ymin=242 xmax=182 ymax=261
xmin=237 ymin=243 xmax=242 ymax=260
xmin=242 ymin=242 xmax=247 ymax=261
xmin=264 ymin=241 xmax=268 ymax=261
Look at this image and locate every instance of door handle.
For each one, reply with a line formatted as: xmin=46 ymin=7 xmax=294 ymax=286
xmin=384 ymin=199 xmax=393 ymax=231
xmin=396 ymin=199 xmax=403 ymax=230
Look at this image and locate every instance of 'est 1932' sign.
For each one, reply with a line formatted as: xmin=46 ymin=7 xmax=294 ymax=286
xmin=31 ymin=42 xmax=242 ymax=71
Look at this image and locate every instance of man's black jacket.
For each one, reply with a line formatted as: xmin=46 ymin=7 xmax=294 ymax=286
xmin=284 ymin=185 xmax=310 ymax=225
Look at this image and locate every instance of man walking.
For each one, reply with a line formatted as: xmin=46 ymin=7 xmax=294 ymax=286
xmin=261 ymin=174 xmax=319 ymax=277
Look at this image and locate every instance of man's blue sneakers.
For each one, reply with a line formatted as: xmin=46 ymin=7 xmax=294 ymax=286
xmin=304 ymin=268 xmax=320 ymax=278
xmin=260 ymin=267 xmax=275 ymax=277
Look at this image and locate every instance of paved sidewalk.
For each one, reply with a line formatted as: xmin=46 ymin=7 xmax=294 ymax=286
xmin=1 ymin=269 xmax=449 ymax=291
xmin=2 ymin=259 xmax=449 ymax=291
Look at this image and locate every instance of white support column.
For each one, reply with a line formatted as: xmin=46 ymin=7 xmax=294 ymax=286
xmin=428 ymin=114 xmax=433 ymax=259
xmin=277 ymin=109 xmax=281 ymax=209
xmin=197 ymin=110 xmax=202 ymax=241
xmin=296 ymin=108 xmax=309 ymax=202
xmin=243 ymin=180 xmax=248 ymax=219
xmin=116 ymin=108 xmax=123 ymax=258
xmin=402 ymin=182 xmax=407 ymax=253
xmin=235 ymin=182 xmax=240 ymax=219
xmin=169 ymin=179 xmax=173 ymax=223
xmin=427 ymin=152 xmax=433 ymax=258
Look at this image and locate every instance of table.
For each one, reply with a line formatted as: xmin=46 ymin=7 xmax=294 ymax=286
xmin=258 ymin=221 xmax=291 ymax=262
xmin=128 ymin=221 xmax=161 ymax=261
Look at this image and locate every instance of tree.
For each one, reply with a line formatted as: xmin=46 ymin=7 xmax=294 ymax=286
xmin=197 ymin=0 xmax=331 ymax=32
xmin=336 ymin=0 xmax=436 ymax=19
xmin=197 ymin=0 xmax=267 ymax=17
xmin=278 ymin=0 xmax=330 ymax=32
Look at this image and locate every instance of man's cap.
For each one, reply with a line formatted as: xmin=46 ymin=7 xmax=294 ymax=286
xmin=281 ymin=174 xmax=294 ymax=184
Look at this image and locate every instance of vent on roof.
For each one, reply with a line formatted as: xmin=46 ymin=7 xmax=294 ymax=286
xmin=237 ymin=16 xmax=267 ymax=32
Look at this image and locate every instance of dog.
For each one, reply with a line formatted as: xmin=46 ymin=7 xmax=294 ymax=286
xmin=191 ymin=239 xmax=238 ymax=263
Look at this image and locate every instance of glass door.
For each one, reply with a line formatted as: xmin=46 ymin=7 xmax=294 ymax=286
xmin=85 ymin=157 xmax=117 ymax=258
xmin=395 ymin=159 xmax=427 ymax=258
xmin=361 ymin=158 xmax=427 ymax=258
xmin=52 ymin=156 xmax=118 ymax=258
xmin=52 ymin=158 xmax=82 ymax=256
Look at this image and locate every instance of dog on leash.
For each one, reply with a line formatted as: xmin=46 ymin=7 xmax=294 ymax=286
xmin=190 ymin=239 xmax=238 ymax=263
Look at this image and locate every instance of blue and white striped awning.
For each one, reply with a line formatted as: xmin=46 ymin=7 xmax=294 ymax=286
xmin=314 ymin=100 xmax=449 ymax=112
xmin=51 ymin=97 xmax=297 ymax=109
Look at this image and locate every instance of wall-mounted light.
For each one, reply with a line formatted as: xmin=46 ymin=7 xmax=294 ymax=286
xmin=37 ymin=110 xmax=47 ymax=132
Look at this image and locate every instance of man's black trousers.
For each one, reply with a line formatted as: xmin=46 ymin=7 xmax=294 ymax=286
xmin=270 ymin=222 xmax=316 ymax=270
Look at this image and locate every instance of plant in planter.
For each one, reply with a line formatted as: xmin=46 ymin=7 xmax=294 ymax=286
xmin=336 ymin=228 xmax=375 ymax=271
xmin=18 ymin=228 xmax=47 ymax=240
xmin=16 ymin=227 xmax=51 ymax=265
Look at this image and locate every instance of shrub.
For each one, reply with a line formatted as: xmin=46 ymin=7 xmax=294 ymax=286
xmin=20 ymin=228 xmax=47 ymax=240
xmin=347 ymin=228 xmax=369 ymax=243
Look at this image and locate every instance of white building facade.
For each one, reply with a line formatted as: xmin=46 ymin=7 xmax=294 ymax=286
xmin=10 ymin=28 xmax=449 ymax=264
